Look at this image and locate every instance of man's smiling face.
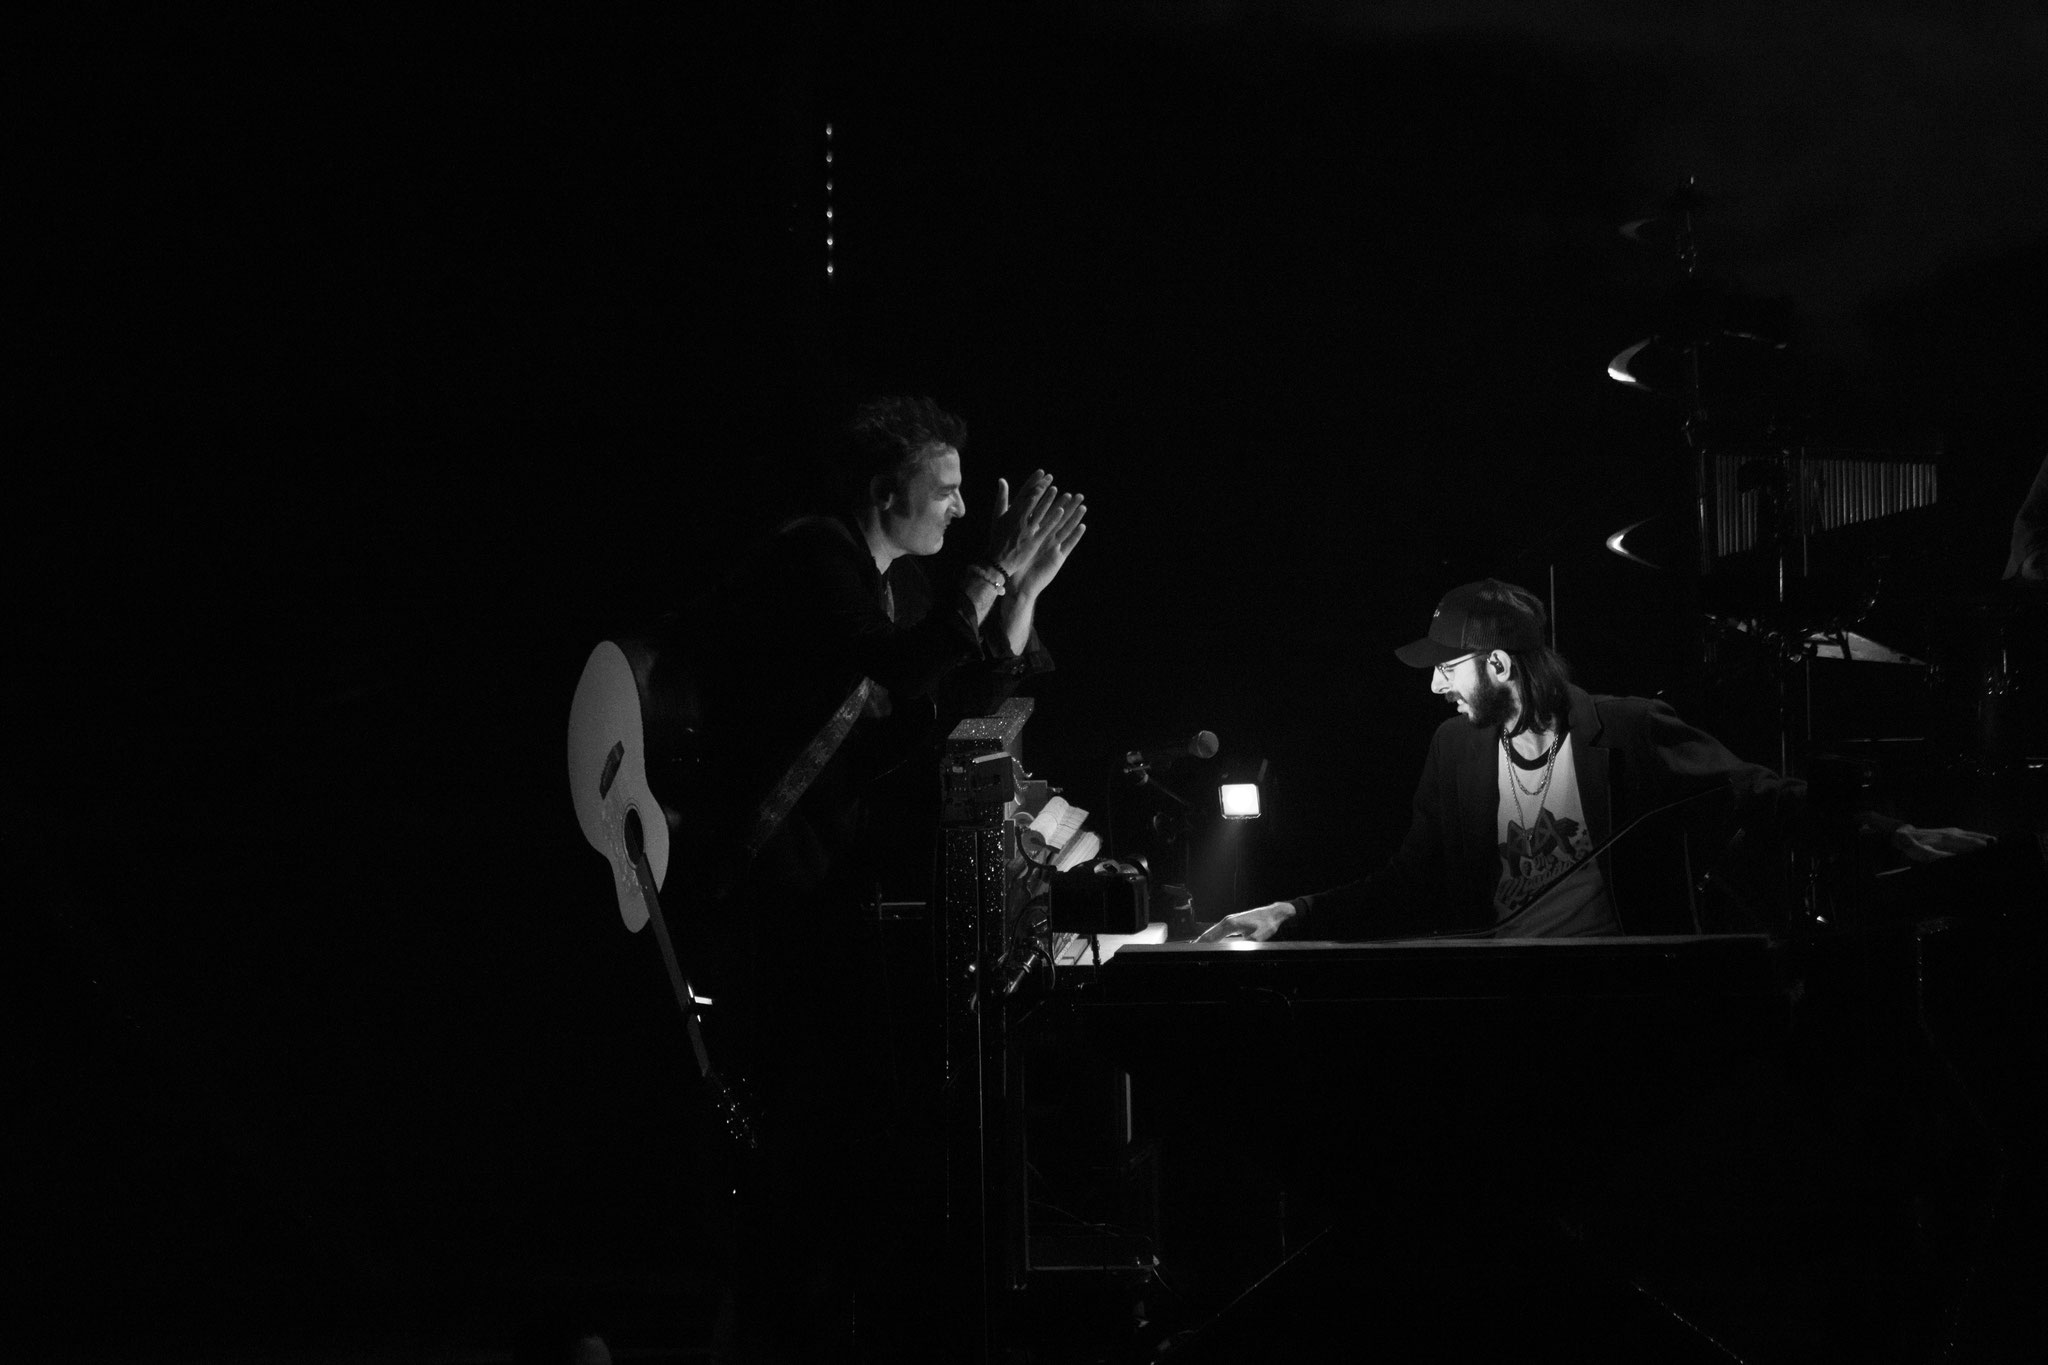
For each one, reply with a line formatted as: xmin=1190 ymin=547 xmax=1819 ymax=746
xmin=877 ymin=445 xmax=965 ymax=558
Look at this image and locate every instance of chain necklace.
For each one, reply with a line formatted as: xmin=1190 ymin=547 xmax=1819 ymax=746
xmin=1503 ymin=729 xmax=1561 ymax=826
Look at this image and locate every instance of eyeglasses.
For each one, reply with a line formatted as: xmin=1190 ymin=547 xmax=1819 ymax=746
xmin=1435 ymin=652 xmax=1479 ymax=681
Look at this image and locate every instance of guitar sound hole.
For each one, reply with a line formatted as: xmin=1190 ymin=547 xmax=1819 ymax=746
xmin=624 ymin=807 xmax=644 ymax=861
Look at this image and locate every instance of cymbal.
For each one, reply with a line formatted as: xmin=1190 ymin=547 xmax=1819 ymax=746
xmin=1603 ymin=511 xmax=1689 ymax=571
xmin=1713 ymin=618 xmax=1925 ymax=666
xmin=1804 ymin=630 xmax=1925 ymax=666
xmin=1880 ymin=584 xmax=2032 ymax=611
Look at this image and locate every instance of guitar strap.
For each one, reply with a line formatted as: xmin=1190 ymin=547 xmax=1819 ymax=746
xmin=743 ymin=676 xmax=873 ymax=861
xmin=738 ymin=516 xmax=891 ymax=863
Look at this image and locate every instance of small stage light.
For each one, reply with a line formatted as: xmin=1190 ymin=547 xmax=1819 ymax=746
xmin=1219 ymin=783 xmax=1260 ymax=820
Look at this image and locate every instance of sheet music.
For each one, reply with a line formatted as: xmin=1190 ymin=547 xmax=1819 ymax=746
xmin=1028 ymin=796 xmax=1088 ymax=849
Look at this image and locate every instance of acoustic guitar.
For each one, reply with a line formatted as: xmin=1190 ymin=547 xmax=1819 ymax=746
xmin=567 ymin=639 xmax=759 ymax=1151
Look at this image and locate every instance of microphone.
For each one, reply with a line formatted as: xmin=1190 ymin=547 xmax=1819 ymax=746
xmin=1124 ymin=730 xmax=1220 ymax=771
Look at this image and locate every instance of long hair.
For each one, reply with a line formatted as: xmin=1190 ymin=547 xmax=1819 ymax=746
xmin=1506 ymin=645 xmax=1573 ymax=737
xmin=1464 ymin=579 xmax=1570 ymax=736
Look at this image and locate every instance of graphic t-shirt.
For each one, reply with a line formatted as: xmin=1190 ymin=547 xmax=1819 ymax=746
xmin=1492 ymin=732 xmax=1618 ymax=936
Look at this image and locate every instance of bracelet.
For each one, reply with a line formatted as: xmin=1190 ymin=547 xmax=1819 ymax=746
xmin=967 ymin=561 xmax=1008 ymax=596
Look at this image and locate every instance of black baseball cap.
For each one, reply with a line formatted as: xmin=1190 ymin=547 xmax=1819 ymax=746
xmin=1394 ymin=579 xmax=1547 ymax=668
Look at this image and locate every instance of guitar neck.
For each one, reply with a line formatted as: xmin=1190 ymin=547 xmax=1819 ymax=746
xmin=633 ymin=848 xmax=713 ymax=1078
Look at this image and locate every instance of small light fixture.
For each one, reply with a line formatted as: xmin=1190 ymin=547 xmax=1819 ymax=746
xmin=1219 ymin=783 xmax=1260 ymax=820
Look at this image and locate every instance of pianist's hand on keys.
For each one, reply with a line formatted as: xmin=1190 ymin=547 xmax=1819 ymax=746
xmin=1197 ymin=901 xmax=1298 ymax=943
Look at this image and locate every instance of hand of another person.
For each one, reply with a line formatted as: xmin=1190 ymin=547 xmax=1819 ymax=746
xmin=1890 ymin=824 xmax=1997 ymax=863
xmin=1195 ymin=901 xmax=1297 ymax=943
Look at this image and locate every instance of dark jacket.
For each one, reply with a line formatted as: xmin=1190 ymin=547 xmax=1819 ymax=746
xmin=1286 ymin=685 xmax=1810 ymax=938
xmin=679 ymin=513 xmax=1047 ymax=895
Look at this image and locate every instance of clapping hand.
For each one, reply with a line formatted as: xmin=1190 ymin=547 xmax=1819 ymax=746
xmin=990 ymin=470 xmax=1088 ymax=600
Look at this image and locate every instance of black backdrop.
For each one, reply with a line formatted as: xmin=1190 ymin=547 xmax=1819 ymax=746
xmin=20 ymin=3 xmax=2047 ymax=1355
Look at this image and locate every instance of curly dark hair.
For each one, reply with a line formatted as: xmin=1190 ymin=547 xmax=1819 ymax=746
xmin=837 ymin=395 xmax=967 ymax=508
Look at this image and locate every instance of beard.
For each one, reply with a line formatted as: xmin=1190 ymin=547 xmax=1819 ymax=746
xmin=1462 ymin=666 xmax=1519 ymax=731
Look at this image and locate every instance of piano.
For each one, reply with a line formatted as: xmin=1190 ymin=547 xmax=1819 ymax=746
xmin=1094 ymin=933 xmax=1786 ymax=1004
xmin=1007 ymin=913 xmax=2035 ymax=1359
xmin=940 ymin=695 xmax=2036 ymax=1359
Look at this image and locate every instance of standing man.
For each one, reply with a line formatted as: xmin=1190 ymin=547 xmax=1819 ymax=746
xmin=670 ymin=395 xmax=1088 ymax=1361
xmin=680 ymin=394 xmax=1085 ymax=909
xmin=1204 ymin=579 xmax=1990 ymax=942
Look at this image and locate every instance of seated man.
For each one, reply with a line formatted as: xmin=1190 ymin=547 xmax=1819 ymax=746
xmin=1205 ymin=578 xmax=1990 ymax=942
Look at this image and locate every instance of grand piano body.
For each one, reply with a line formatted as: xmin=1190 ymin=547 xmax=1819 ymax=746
xmin=1008 ymin=918 xmax=2035 ymax=1360
xmin=1046 ymin=934 xmax=1794 ymax=1295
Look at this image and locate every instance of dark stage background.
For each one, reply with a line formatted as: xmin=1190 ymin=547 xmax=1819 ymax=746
xmin=19 ymin=3 xmax=2048 ymax=1359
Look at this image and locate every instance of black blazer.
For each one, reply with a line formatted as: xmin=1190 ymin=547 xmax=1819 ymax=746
xmin=1287 ymin=685 xmax=1806 ymax=938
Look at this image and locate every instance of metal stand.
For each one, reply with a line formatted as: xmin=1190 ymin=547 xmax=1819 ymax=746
xmin=937 ymin=698 xmax=1034 ymax=1362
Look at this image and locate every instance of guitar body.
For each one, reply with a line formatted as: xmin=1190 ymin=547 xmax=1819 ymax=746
xmin=568 ymin=638 xmax=761 ymax=1151
xmin=567 ymin=640 xmax=669 ymax=932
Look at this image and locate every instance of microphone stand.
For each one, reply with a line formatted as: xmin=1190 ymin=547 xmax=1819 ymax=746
xmin=1125 ymin=765 xmax=1192 ymax=807
xmin=1127 ymin=765 xmax=1195 ymax=892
